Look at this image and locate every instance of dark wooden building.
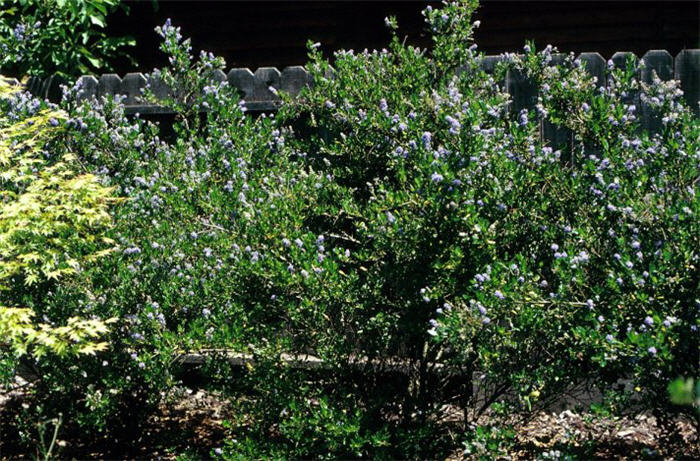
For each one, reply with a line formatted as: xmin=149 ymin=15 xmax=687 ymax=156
xmin=110 ymin=1 xmax=699 ymax=71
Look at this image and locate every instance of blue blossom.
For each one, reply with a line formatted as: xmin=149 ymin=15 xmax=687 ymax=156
xmin=648 ymin=346 xmax=657 ymax=355
xmin=518 ymin=110 xmax=528 ymax=126
xmin=445 ymin=115 xmax=461 ymax=133
xmin=123 ymin=246 xmax=141 ymax=255
xmin=644 ymin=316 xmax=654 ymax=326
xmin=431 ymin=172 xmax=444 ymax=183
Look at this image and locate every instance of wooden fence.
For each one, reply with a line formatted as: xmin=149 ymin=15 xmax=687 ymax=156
xmin=22 ymin=50 xmax=700 ymax=124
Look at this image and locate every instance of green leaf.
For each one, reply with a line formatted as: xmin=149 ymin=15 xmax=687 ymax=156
xmin=89 ymin=14 xmax=106 ymax=28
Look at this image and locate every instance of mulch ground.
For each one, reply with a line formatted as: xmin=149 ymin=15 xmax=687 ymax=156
xmin=2 ymin=384 xmax=698 ymax=459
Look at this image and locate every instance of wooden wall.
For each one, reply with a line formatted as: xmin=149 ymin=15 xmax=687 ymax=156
xmin=108 ymin=1 xmax=699 ymax=71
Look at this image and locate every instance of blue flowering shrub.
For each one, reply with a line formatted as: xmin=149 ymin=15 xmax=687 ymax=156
xmin=249 ymin=0 xmax=697 ymax=455
xmin=1 ymin=0 xmax=697 ymax=457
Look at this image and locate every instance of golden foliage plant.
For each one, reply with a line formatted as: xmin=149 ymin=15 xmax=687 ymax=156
xmin=0 ymin=76 xmax=117 ymax=358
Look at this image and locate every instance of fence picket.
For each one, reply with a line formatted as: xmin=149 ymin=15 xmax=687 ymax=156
xmin=121 ymin=73 xmax=147 ymax=105
xmin=227 ymin=68 xmax=255 ymax=100
xmin=252 ymin=67 xmax=282 ymax=101
xmin=76 ymin=75 xmax=99 ymax=102
xmin=19 ymin=49 xmax=699 ymax=123
xmin=541 ymin=53 xmax=573 ymax=161
xmin=675 ymin=50 xmax=700 ymax=115
xmin=280 ymin=66 xmax=311 ymax=97
xmin=98 ymin=74 xmax=123 ymax=100
xmin=577 ymin=52 xmax=606 ymax=88
xmin=147 ymin=72 xmax=172 ymax=101
xmin=641 ymin=50 xmax=673 ymax=133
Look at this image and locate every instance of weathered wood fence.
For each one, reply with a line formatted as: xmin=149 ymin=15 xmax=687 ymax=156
xmin=23 ymin=50 xmax=700 ymax=124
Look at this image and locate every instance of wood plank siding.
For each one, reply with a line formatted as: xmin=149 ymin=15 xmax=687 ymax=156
xmin=108 ymin=1 xmax=699 ymax=71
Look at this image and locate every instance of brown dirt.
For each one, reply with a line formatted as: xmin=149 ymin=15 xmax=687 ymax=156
xmin=2 ymin=384 xmax=697 ymax=459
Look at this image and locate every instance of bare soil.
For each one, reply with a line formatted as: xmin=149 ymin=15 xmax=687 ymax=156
xmin=2 ymin=384 xmax=697 ymax=459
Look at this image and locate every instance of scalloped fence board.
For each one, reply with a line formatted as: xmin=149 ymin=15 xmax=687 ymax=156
xmin=23 ymin=50 xmax=699 ymax=123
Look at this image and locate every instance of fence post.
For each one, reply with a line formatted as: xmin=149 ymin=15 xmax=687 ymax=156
xmin=76 ymin=75 xmax=99 ymax=102
xmin=210 ymin=69 xmax=227 ymax=85
xmin=610 ymin=51 xmax=640 ymax=104
xmin=98 ymin=74 xmax=123 ymax=101
xmin=541 ymin=53 xmax=572 ymax=161
xmin=640 ymin=50 xmax=673 ymax=133
xmin=576 ymin=53 xmax=606 ymax=159
xmin=228 ymin=68 xmax=255 ymax=101
xmin=280 ymin=66 xmax=311 ymax=97
xmin=147 ymin=71 xmax=172 ymax=101
xmin=253 ymin=67 xmax=282 ymax=101
xmin=505 ymin=59 xmax=537 ymax=115
xmin=578 ymin=52 xmax=606 ymax=89
xmin=121 ymin=73 xmax=147 ymax=105
xmin=675 ymin=50 xmax=700 ymax=115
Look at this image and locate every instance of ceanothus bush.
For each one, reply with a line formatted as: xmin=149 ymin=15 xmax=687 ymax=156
xmin=2 ymin=0 xmax=696 ymax=457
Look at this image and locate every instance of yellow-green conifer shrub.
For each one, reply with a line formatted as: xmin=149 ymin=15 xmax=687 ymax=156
xmin=0 ymin=76 xmax=116 ymax=361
